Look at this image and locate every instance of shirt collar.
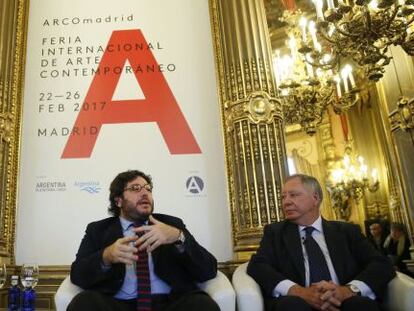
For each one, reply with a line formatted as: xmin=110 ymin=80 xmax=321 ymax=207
xmin=119 ymin=216 xmax=149 ymax=232
xmin=119 ymin=216 xmax=134 ymax=232
xmin=298 ymin=215 xmax=323 ymax=233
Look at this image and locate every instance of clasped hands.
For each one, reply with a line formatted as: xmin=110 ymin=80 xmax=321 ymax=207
xmin=288 ymin=281 xmax=356 ymax=311
xmin=102 ymin=215 xmax=181 ymax=265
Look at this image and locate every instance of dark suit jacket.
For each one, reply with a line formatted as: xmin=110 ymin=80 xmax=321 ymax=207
xmin=247 ymin=219 xmax=395 ymax=300
xmin=70 ymin=213 xmax=217 ymax=296
xmin=368 ymin=235 xmax=386 ymax=255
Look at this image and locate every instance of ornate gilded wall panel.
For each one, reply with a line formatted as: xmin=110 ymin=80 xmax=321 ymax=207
xmin=374 ymin=46 xmax=414 ymax=238
xmin=0 ymin=0 xmax=28 ymax=263
xmin=210 ymin=0 xmax=288 ymax=257
xmin=346 ymin=100 xmax=391 ymax=224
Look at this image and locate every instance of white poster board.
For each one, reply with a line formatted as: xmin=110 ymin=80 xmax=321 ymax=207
xmin=17 ymin=0 xmax=232 ymax=264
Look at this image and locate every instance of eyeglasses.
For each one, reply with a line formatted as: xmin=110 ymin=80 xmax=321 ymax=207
xmin=124 ymin=183 xmax=153 ymax=193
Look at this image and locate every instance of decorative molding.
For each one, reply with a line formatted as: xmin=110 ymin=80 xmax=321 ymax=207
xmin=389 ymin=96 xmax=414 ymax=132
xmin=365 ymin=201 xmax=390 ymax=220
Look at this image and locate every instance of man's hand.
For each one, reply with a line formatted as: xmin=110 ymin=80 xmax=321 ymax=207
xmin=135 ymin=215 xmax=181 ymax=252
xmin=102 ymin=235 xmax=139 ymax=265
xmin=315 ymin=281 xmax=355 ymax=310
xmin=288 ymin=284 xmax=325 ymax=310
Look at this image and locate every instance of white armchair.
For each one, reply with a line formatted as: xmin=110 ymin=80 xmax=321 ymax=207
xmin=54 ymin=276 xmax=82 ymax=311
xmin=232 ymin=262 xmax=263 ymax=311
xmin=232 ymin=262 xmax=414 ymax=311
xmin=383 ymin=270 xmax=414 ymax=311
xmin=55 ymin=270 xmax=235 ymax=311
xmin=198 ymin=270 xmax=236 ymax=311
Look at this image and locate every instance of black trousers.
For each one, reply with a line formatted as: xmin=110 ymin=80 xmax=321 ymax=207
xmin=265 ymin=295 xmax=382 ymax=311
xmin=67 ymin=290 xmax=220 ymax=311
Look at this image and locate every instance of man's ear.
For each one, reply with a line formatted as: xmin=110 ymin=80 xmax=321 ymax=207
xmin=313 ymin=192 xmax=320 ymax=205
xmin=115 ymin=197 xmax=122 ymax=207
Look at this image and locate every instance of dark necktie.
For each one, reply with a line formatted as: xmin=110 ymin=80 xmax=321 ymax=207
xmin=135 ymin=223 xmax=152 ymax=311
xmin=303 ymin=226 xmax=332 ymax=284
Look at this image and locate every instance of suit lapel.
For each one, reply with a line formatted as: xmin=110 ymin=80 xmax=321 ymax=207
xmin=103 ymin=218 xmax=124 ymax=245
xmin=283 ymin=222 xmax=306 ymax=285
xmin=322 ymin=220 xmax=345 ymax=283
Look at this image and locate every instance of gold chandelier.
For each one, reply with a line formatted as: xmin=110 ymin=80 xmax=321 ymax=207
xmin=311 ymin=0 xmax=414 ymax=81
xmin=274 ymin=11 xmax=360 ymax=135
xmin=326 ymin=146 xmax=379 ymax=219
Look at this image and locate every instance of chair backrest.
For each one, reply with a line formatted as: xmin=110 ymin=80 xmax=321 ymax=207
xmin=232 ymin=262 xmax=414 ymax=311
xmin=55 ymin=270 xmax=235 ymax=311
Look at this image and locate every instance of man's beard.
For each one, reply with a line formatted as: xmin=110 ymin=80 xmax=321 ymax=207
xmin=121 ymin=201 xmax=154 ymax=222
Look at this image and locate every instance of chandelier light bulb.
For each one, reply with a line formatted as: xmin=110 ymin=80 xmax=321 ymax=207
xmin=343 ymin=155 xmax=350 ymax=167
xmin=372 ymin=168 xmax=378 ymax=182
xmin=332 ymin=169 xmax=344 ymax=183
xmin=327 ymin=0 xmax=335 ymax=10
xmin=360 ymin=164 xmax=368 ymax=178
xmin=288 ymin=35 xmax=297 ymax=59
xmin=314 ymin=0 xmax=325 ymax=20
xmin=299 ymin=17 xmax=308 ymax=42
xmin=368 ymin=0 xmax=379 ymax=11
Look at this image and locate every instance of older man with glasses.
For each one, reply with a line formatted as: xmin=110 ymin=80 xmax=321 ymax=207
xmin=68 ymin=170 xmax=219 ymax=311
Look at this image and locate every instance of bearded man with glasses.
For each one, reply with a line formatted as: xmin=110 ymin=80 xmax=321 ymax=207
xmin=68 ymin=170 xmax=219 ymax=311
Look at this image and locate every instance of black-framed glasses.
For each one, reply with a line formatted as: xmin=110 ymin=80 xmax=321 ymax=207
xmin=124 ymin=183 xmax=153 ymax=193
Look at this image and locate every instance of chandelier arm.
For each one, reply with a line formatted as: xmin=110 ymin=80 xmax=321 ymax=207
xmin=304 ymin=55 xmax=321 ymax=67
xmin=385 ymin=5 xmax=402 ymax=30
xmin=317 ymin=29 xmax=355 ymax=61
xmin=330 ymin=21 xmax=364 ymax=39
xmin=303 ymin=53 xmax=339 ymax=70
xmin=396 ymin=18 xmax=414 ymax=44
xmin=317 ymin=30 xmax=337 ymax=44
xmin=403 ymin=16 xmax=414 ymax=34
xmin=364 ymin=7 xmax=373 ymax=35
xmin=332 ymin=94 xmax=359 ymax=112
xmin=332 ymin=5 xmax=401 ymax=41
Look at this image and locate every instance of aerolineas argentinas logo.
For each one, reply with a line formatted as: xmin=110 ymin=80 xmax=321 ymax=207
xmin=62 ymin=29 xmax=201 ymax=159
xmin=74 ymin=181 xmax=102 ymax=194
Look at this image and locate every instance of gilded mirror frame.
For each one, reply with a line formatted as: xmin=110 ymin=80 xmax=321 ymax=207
xmin=1 ymin=0 xmax=29 ymax=264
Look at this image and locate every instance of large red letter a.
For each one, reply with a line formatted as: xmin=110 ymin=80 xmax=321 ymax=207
xmin=62 ymin=29 xmax=201 ymax=158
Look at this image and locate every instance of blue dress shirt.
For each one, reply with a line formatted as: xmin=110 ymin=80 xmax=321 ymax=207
xmin=112 ymin=217 xmax=171 ymax=299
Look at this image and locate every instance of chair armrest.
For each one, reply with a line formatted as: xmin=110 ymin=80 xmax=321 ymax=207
xmin=198 ymin=270 xmax=236 ymax=311
xmin=54 ymin=276 xmax=84 ymax=311
xmin=383 ymin=271 xmax=414 ymax=311
xmin=232 ymin=262 xmax=264 ymax=311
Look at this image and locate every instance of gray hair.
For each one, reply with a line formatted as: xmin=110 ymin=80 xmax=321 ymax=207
xmin=390 ymin=222 xmax=406 ymax=233
xmin=285 ymin=174 xmax=323 ymax=203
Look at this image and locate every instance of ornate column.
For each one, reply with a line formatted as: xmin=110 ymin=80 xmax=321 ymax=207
xmin=0 ymin=0 xmax=28 ymax=264
xmin=210 ymin=0 xmax=288 ymax=259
